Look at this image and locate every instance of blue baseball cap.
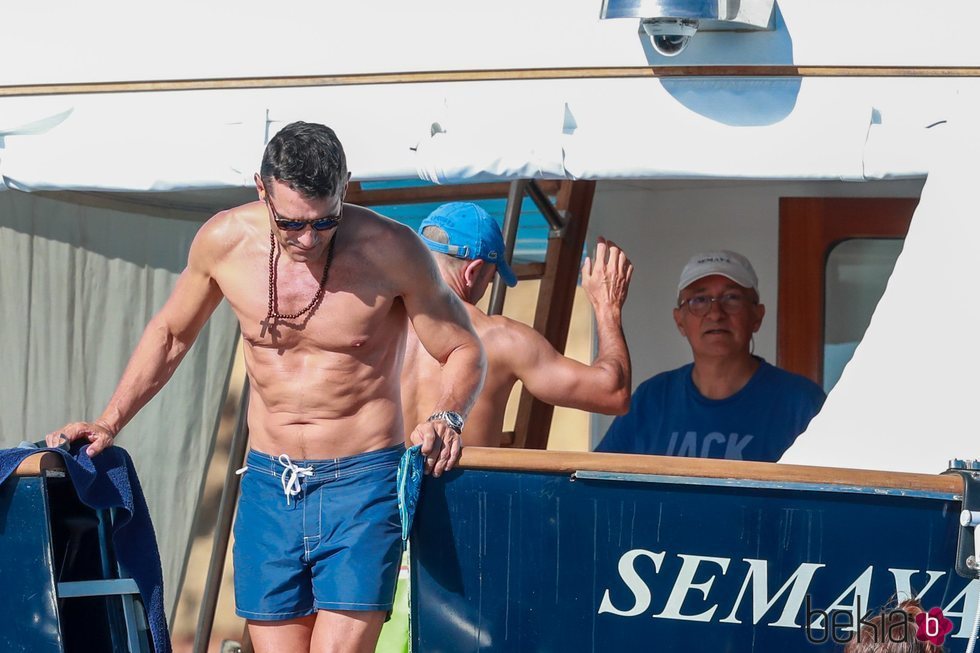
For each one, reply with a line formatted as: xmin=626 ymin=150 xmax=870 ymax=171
xmin=418 ymin=202 xmax=518 ymax=287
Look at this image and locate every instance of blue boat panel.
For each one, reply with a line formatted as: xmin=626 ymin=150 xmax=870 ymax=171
xmin=411 ymin=469 xmax=975 ymax=652
xmin=0 ymin=476 xmax=64 ymax=652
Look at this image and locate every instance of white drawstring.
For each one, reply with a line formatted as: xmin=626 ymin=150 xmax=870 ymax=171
xmin=278 ymin=454 xmax=314 ymax=505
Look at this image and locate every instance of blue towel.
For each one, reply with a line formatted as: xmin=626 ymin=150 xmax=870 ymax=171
xmin=397 ymin=444 xmax=424 ymax=542
xmin=0 ymin=443 xmax=170 ymax=653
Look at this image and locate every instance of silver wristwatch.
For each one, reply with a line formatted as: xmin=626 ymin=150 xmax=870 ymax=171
xmin=427 ymin=410 xmax=464 ymax=435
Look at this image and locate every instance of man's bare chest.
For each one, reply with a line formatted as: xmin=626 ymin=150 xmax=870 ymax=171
xmin=217 ymin=249 xmax=403 ymax=353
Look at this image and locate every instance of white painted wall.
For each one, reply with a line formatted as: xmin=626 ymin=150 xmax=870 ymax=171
xmin=6 ymin=1 xmax=980 ymax=85
xmin=586 ymin=178 xmax=925 ymax=447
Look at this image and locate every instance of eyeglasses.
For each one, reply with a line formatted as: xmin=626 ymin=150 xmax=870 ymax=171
xmin=678 ymin=292 xmax=755 ymax=317
xmin=266 ymin=196 xmax=344 ymax=232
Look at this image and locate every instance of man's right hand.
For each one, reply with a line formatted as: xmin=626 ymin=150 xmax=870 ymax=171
xmin=45 ymin=421 xmax=115 ymax=457
xmin=409 ymin=419 xmax=463 ymax=478
xmin=582 ymin=236 xmax=633 ymax=314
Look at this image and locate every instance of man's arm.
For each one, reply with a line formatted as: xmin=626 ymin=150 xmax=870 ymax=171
xmin=507 ymin=237 xmax=633 ymax=414
xmin=397 ymin=229 xmax=486 ymax=476
xmin=46 ymin=216 xmax=228 ymax=455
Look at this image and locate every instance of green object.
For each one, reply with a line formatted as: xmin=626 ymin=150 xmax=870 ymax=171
xmin=376 ymin=557 xmax=410 ymax=653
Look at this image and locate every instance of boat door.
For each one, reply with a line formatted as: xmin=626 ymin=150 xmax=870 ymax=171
xmin=777 ymin=197 xmax=918 ymax=391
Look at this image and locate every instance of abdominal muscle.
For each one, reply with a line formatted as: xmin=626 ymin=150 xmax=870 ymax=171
xmin=242 ymin=342 xmax=405 ymax=460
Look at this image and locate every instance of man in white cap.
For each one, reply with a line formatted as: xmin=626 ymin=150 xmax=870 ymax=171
xmin=596 ymin=250 xmax=824 ymax=462
xmin=402 ymin=201 xmax=634 ymax=447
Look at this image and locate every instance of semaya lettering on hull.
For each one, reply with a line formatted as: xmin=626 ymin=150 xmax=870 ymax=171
xmin=599 ymin=548 xmax=978 ymax=643
xmin=411 ymin=451 xmax=975 ymax=652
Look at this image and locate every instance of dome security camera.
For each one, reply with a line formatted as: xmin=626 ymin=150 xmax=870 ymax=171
xmin=641 ymin=18 xmax=699 ymax=57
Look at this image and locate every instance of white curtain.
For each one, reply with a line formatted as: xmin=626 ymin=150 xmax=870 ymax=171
xmin=0 ymin=190 xmax=239 ymax=618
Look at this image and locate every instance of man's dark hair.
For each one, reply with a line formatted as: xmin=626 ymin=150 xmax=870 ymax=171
xmin=260 ymin=121 xmax=348 ymax=199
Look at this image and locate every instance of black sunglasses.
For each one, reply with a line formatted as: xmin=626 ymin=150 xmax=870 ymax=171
xmin=266 ymin=196 xmax=344 ymax=232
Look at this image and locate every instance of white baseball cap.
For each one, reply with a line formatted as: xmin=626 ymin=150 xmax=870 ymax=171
xmin=677 ymin=250 xmax=759 ymax=295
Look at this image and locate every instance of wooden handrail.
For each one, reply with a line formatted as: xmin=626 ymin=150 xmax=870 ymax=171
xmin=4 ymin=66 xmax=980 ymax=97
xmin=457 ymin=447 xmax=962 ymax=495
xmin=347 ymin=181 xmax=560 ymax=207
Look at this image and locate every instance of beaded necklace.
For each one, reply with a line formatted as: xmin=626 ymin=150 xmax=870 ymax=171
xmin=264 ymin=230 xmax=337 ymax=327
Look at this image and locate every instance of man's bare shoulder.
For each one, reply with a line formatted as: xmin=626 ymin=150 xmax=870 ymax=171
xmin=473 ymin=312 xmax=543 ymax=360
xmin=192 ymin=201 xmax=265 ymax=265
xmin=342 ymin=206 xmax=437 ymax=291
xmin=344 ymin=204 xmax=423 ymax=255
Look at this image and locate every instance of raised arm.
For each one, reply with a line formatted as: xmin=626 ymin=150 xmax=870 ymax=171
xmin=397 ymin=230 xmax=486 ymax=476
xmin=508 ymin=237 xmax=633 ymax=414
xmin=46 ymin=215 xmax=228 ymax=455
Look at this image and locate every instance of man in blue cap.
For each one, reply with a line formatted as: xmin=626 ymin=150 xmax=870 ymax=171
xmin=401 ymin=201 xmax=635 ymax=447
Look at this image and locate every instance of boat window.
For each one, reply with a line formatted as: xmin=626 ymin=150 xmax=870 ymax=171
xmin=823 ymin=238 xmax=904 ymax=392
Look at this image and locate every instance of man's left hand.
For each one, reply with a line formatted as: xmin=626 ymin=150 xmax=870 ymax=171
xmin=581 ymin=236 xmax=633 ymax=316
xmin=409 ymin=420 xmax=462 ymax=477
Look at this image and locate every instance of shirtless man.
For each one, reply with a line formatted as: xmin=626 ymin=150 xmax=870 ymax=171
xmin=401 ymin=202 xmax=633 ymax=447
xmin=46 ymin=122 xmax=486 ymax=653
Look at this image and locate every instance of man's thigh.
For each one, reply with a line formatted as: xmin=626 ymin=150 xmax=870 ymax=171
xmin=311 ymin=609 xmax=387 ymax=653
xmin=248 ymin=615 xmax=317 ymax=653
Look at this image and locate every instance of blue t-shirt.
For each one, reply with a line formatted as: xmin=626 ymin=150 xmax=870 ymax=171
xmin=596 ymin=359 xmax=825 ymax=462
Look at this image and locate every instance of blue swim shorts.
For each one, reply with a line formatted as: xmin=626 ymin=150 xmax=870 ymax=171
xmin=232 ymin=445 xmax=404 ymax=620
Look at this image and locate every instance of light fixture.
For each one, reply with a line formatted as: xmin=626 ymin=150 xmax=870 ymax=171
xmin=600 ymin=0 xmax=776 ymax=58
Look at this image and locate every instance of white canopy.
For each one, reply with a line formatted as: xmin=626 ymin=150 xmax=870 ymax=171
xmin=1 ymin=77 xmax=971 ymax=189
xmin=3 ymin=1 xmax=980 ymax=188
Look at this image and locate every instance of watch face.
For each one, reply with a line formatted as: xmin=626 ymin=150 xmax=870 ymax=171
xmin=430 ymin=411 xmax=463 ymax=432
